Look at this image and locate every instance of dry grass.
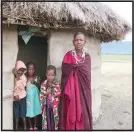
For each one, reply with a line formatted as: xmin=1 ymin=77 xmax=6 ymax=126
xmin=94 ymin=55 xmax=132 ymax=129
xmin=2 ymin=2 xmax=131 ymax=42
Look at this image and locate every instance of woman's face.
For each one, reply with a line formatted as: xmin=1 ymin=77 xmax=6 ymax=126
xmin=46 ymin=69 xmax=55 ymax=82
xmin=73 ymin=34 xmax=86 ymax=51
xmin=28 ymin=64 xmax=35 ymax=77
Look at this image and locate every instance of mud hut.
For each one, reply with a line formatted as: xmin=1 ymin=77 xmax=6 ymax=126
xmin=2 ymin=2 xmax=131 ymax=130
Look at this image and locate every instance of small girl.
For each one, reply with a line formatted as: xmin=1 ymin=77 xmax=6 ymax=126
xmin=13 ymin=60 xmax=27 ymax=130
xmin=26 ymin=62 xmax=42 ymax=130
xmin=40 ymin=65 xmax=61 ymax=130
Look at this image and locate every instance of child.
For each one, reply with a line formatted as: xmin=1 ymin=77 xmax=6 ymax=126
xmin=13 ymin=60 xmax=27 ymax=130
xmin=40 ymin=65 xmax=61 ymax=130
xmin=26 ymin=62 xmax=42 ymax=130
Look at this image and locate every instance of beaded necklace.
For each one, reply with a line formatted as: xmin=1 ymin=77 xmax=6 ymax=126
xmin=72 ymin=49 xmax=86 ymax=64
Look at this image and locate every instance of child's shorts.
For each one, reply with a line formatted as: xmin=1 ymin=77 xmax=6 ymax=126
xmin=13 ymin=97 xmax=26 ymax=119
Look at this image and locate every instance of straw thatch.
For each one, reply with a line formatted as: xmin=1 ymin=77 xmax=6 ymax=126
xmin=2 ymin=2 xmax=131 ymax=42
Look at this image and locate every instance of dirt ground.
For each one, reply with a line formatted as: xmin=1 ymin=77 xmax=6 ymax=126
xmin=93 ymin=55 xmax=132 ymax=130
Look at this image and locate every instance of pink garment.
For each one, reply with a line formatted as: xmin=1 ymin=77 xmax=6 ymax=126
xmin=13 ymin=60 xmax=27 ymax=100
xmin=15 ymin=60 xmax=27 ymax=71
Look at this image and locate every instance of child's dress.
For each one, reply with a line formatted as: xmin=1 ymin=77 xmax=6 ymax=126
xmin=40 ymin=80 xmax=61 ymax=130
xmin=26 ymin=76 xmax=42 ymax=118
xmin=13 ymin=60 xmax=27 ymax=119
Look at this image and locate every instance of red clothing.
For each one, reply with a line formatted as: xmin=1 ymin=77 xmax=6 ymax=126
xmin=59 ymin=51 xmax=92 ymax=130
xmin=40 ymin=80 xmax=61 ymax=130
xmin=63 ymin=51 xmax=83 ymax=129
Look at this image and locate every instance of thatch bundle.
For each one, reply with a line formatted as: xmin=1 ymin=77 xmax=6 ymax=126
xmin=2 ymin=2 xmax=131 ymax=42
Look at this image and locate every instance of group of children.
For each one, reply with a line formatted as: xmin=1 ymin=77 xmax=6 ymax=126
xmin=13 ymin=60 xmax=61 ymax=130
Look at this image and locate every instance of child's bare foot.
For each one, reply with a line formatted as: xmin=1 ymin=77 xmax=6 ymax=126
xmin=34 ymin=127 xmax=38 ymax=130
xmin=22 ymin=118 xmax=27 ymax=130
xmin=15 ymin=127 xmax=18 ymax=130
xmin=29 ymin=127 xmax=33 ymax=130
xmin=24 ymin=127 xmax=27 ymax=130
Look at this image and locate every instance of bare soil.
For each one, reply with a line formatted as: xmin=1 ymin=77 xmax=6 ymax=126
xmin=93 ymin=55 xmax=132 ymax=130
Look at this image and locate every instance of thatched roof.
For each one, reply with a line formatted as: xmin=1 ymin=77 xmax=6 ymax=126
xmin=2 ymin=2 xmax=131 ymax=42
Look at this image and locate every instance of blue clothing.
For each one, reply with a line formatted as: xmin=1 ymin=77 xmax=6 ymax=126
xmin=13 ymin=97 xmax=26 ymax=119
xmin=26 ymin=76 xmax=41 ymax=118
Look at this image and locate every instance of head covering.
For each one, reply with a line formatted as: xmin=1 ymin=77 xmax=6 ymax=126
xmin=15 ymin=60 xmax=27 ymax=73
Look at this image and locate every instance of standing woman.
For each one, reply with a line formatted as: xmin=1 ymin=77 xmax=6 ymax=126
xmin=59 ymin=32 xmax=92 ymax=130
xmin=26 ymin=62 xmax=42 ymax=130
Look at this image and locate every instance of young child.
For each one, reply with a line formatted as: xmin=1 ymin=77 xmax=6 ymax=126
xmin=26 ymin=62 xmax=42 ymax=130
xmin=13 ymin=60 xmax=27 ymax=130
xmin=40 ymin=65 xmax=61 ymax=130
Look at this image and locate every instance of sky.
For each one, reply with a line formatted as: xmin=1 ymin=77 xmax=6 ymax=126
xmin=101 ymin=2 xmax=132 ymax=42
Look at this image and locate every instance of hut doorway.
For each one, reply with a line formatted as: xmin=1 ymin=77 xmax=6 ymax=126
xmin=17 ymin=35 xmax=48 ymax=81
xmin=13 ymin=31 xmax=48 ymax=130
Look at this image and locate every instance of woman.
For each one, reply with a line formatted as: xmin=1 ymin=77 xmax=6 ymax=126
xmin=58 ymin=32 xmax=92 ymax=130
xmin=26 ymin=62 xmax=42 ymax=130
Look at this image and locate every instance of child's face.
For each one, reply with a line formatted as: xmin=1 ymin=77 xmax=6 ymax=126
xmin=17 ymin=68 xmax=25 ymax=76
xmin=46 ymin=70 xmax=55 ymax=82
xmin=28 ymin=64 xmax=35 ymax=77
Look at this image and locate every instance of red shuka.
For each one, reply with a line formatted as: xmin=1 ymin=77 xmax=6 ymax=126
xmin=58 ymin=51 xmax=92 ymax=130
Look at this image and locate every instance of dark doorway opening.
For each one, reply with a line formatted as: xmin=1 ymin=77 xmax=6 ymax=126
xmin=17 ymin=35 xmax=48 ymax=81
xmin=13 ymin=33 xmax=48 ymax=130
